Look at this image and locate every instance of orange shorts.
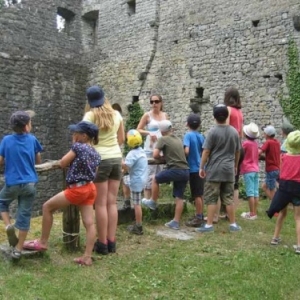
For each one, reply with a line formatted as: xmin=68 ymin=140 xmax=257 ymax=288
xmin=64 ymin=182 xmax=96 ymax=206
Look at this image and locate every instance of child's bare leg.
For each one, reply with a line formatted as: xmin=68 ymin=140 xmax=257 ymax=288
xmin=173 ymin=198 xmax=184 ymax=222
xmin=248 ymin=196 xmax=255 ymax=214
xmin=40 ymin=191 xmax=70 ymax=247
xmin=1 ymin=212 xmax=11 ymax=227
xmin=254 ymin=197 xmax=259 ymax=215
xmin=269 ymin=188 xmax=276 ymax=201
xmin=234 ymin=189 xmax=240 ymax=211
xmin=151 ymin=178 xmax=159 ymax=202
xmin=134 ymin=204 xmax=142 ymax=224
xmin=143 ymin=189 xmax=151 ymax=199
xmin=226 ymin=204 xmax=236 ymax=224
xmin=273 ymin=207 xmax=288 ymax=238
xmin=79 ymin=205 xmax=96 ymax=265
xmin=206 ymin=204 xmax=218 ymax=226
xmin=293 ymin=206 xmax=300 ymax=246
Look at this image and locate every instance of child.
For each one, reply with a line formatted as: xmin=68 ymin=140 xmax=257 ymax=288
xmin=122 ymin=129 xmax=148 ymax=235
xmin=269 ymin=130 xmax=300 ymax=254
xmin=23 ymin=121 xmax=101 ymax=266
xmin=183 ymin=114 xmax=205 ymax=227
xmin=240 ymin=122 xmax=260 ymax=220
xmin=281 ymin=117 xmax=294 ymax=153
xmin=142 ymin=120 xmax=190 ymax=230
xmin=0 ymin=111 xmax=43 ymax=259
xmin=197 ymin=104 xmax=241 ymax=233
xmin=259 ymin=125 xmax=281 ymax=201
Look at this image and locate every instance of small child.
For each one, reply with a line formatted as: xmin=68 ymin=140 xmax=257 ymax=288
xmin=280 ymin=118 xmax=294 ymax=153
xmin=269 ymin=130 xmax=300 ymax=254
xmin=240 ymin=122 xmax=260 ymax=220
xmin=183 ymin=114 xmax=205 ymax=227
xmin=122 ymin=129 xmax=148 ymax=235
xmin=0 ymin=111 xmax=43 ymax=259
xmin=23 ymin=121 xmax=101 ymax=266
xmin=197 ymin=104 xmax=241 ymax=233
xmin=259 ymin=125 xmax=281 ymax=201
xmin=142 ymin=120 xmax=190 ymax=230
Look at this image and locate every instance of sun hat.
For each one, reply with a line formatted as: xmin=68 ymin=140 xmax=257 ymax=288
xmin=243 ymin=122 xmax=260 ymax=139
xmin=68 ymin=121 xmax=99 ymax=139
xmin=285 ymin=130 xmax=300 ymax=155
xmin=10 ymin=111 xmax=31 ymax=128
xmin=263 ymin=125 xmax=276 ymax=136
xmin=86 ymin=86 xmax=105 ymax=108
xmin=158 ymin=120 xmax=173 ymax=133
xmin=213 ymin=104 xmax=228 ymax=119
xmin=187 ymin=114 xmax=201 ymax=127
xmin=127 ymin=129 xmax=142 ymax=148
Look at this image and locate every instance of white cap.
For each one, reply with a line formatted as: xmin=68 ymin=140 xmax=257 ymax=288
xmin=159 ymin=120 xmax=173 ymax=133
xmin=264 ymin=125 xmax=276 ymax=136
xmin=243 ymin=122 xmax=260 ymax=138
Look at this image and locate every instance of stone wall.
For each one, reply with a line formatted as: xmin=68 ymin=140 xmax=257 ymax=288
xmin=0 ymin=0 xmax=88 ymax=214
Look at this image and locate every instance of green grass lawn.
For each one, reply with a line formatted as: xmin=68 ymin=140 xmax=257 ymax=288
xmin=0 ymin=199 xmax=299 ymax=300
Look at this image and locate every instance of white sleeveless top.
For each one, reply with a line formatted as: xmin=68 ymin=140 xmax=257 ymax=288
xmin=144 ymin=112 xmax=167 ymax=156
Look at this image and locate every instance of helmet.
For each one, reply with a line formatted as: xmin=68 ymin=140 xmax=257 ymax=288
xmin=127 ymin=129 xmax=142 ymax=148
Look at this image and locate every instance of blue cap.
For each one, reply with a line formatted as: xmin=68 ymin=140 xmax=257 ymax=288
xmin=68 ymin=121 xmax=99 ymax=139
xmin=86 ymin=86 xmax=105 ymax=108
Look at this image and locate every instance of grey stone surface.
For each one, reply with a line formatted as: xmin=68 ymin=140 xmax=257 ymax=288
xmin=0 ymin=0 xmax=300 ymax=215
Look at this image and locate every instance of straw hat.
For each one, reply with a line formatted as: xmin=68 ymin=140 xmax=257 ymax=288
xmin=243 ymin=122 xmax=260 ymax=139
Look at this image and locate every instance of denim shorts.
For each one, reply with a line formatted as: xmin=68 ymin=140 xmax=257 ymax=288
xmin=155 ymin=169 xmax=189 ymax=199
xmin=0 ymin=183 xmax=36 ymax=231
xmin=265 ymin=170 xmax=279 ymax=191
xmin=243 ymin=172 xmax=259 ymax=197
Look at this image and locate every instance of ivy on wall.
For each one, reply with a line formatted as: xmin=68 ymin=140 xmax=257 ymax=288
xmin=123 ymin=102 xmax=144 ymax=155
xmin=280 ymin=39 xmax=300 ymax=129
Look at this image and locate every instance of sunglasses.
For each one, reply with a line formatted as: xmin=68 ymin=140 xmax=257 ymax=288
xmin=150 ymin=100 xmax=161 ymax=104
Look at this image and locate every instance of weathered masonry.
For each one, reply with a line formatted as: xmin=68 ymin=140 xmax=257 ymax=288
xmin=0 ymin=0 xmax=300 ymax=213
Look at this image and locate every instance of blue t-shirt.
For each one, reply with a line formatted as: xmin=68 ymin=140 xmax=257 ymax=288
xmin=66 ymin=142 xmax=101 ymax=184
xmin=0 ymin=133 xmax=43 ymax=186
xmin=125 ymin=147 xmax=148 ymax=192
xmin=183 ymin=131 xmax=205 ymax=173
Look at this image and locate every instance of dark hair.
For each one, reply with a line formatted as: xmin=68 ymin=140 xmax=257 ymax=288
xmin=150 ymin=94 xmax=163 ymax=111
xmin=224 ymin=87 xmax=242 ymax=109
xmin=188 ymin=123 xmax=200 ymax=130
xmin=112 ymin=103 xmax=122 ymax=115
xmin=245 ymin=135 xmax=256 ymax=141
xmin=215 ymin=116 xmax=227 ymax=123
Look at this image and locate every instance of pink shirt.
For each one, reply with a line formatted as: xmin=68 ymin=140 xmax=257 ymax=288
xmin=240 ymin=139 xmax=259 ymax=174
xmin=280 ymin=154 xmax=300 ymax=183
xmin=229 ymin=107 xmax=243 ymax=136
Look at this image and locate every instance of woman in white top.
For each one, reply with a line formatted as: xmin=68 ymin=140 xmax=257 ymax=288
xmin=83 ymin=86 xmax=125 ymax=255
xmin=137 ymin=94 xmax=168 ymax=201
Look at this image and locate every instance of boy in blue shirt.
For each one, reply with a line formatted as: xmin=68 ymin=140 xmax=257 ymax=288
xmin=123 ymin=129 xmax=148 ymax=235
xmin=0 ymin=111 xmax=43 ymax=259
xmin=183 ymin=114 xmax=205 ymax=227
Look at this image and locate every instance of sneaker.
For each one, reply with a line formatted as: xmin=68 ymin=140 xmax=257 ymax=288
xmin=241 ymin=212 xmax=257 ymax=220
xmin=240 ymin=212 xmax=249 ymax=217
xmin=11 ymin=248 xmax=22 ymax=260
xmin=122 ymin=200 xmax=131 ymax=210
xmin=165 ymin=220 xmax=180 ymax=230
xmin=141 ymin=199 xmax=157 ymax=210
xmin=270 ymin=237 xmax=281 ymax=245
xmin=127 ymin=224 xmax=143 ymax=235
xmin=6 ymin=225 xmax=18 ymax=247
xmin=195 ymin=225 xmax=214 ymax=233
xmin=93 ymin=240 xmax=108 ymax=255
xmin=293 ymin=245 xmax=300 ymax=254
xmin=107 ymin=240 xmax=116 ymax=253
xmin=185 ymin=216 xmax=204 ymax=227
xmin=229 ymin=224 xmax=242 ymax=232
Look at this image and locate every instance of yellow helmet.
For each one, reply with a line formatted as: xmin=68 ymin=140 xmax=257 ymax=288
xmin=127 ymin=129 xmax=142 ymax=148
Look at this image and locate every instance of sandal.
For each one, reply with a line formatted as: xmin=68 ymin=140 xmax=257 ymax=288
xmin=73 ymin=256 xmax=93 ymax=266
xmin=23 ymin=240 xmax=47 ymax=251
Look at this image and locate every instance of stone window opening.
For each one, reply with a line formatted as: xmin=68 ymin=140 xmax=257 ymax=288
xmin=132 ymin=96 xmax=139 ymax=103
xmin=252 ymin=20 xmax=260 ymax=27
xmin=82 ymin=10 xmax=99 ymax=50
xmin=127 ymin=0 xmax=136 ymax=16
xmin=196 ymin=87 xmax=204 ymax=99
xmin=274 ymin=73 xmax=283 ymax=80
xmin=57 ymin=7 xmax=75 ymax=34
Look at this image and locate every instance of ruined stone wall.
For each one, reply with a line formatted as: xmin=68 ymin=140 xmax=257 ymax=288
xmin=84 ymin=0 xmax=300 ymax=139
xmin=0 ymin=0 xmax=88 ymax=215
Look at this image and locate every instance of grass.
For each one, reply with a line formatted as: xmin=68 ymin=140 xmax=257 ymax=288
xmin=0 ymin=199 xmax=299 ymax=300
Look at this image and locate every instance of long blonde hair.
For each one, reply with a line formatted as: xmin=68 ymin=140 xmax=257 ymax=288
xmin=84 ymin=99 xmax=115 ymax=131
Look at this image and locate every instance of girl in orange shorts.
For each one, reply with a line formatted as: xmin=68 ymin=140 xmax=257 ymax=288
xmin=24 ymin=121 xmax=101 ymax=266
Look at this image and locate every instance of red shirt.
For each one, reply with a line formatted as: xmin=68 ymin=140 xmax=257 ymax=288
xmin=260 ymin=139 xmax=281 ymax=172
xmin=240 ymin=139 xmax=259 ymax=174
xmin=280 ymin=154 xmax=300 ymax=183
xmin=229 ymin=107 xmax=243 ymax=136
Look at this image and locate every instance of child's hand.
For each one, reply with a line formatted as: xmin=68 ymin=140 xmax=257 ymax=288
xmin=199 ymin=168 xmax=206 ymax=178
